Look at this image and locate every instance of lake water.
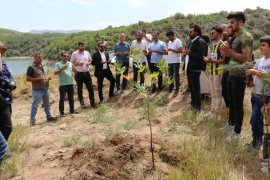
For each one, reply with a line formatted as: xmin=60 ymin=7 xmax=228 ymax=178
xmin=4 ymin=58 xmax=33 ymax=75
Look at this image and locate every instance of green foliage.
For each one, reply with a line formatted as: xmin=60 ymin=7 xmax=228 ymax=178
xmin=3 ymin=8 xmax=270 ymax=58
xmin=155 ymin=59 xmax=168 ymax=73
xmin=89 ymin=104 xmax=114 ymax=124
xmin=115 ymin=61 xmax=126 ymax=75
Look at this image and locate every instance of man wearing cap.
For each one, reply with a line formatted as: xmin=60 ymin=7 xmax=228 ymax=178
xmin=71 ymin=42 xmax=96 ymax=108
xmin=26 ymin=53 xmax=56 ymax=125
xmin=92 ymin=43 xmax=116 ymax=103
xmin=0 ymin=42 xmax=15 ymax=140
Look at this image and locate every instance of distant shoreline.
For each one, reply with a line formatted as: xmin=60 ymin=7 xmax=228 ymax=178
xmin=4 ymin=57 xmax=32 ymax=60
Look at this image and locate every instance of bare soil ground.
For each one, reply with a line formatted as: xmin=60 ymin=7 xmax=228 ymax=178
xmin=7 ymin=72 xmax=270 ymax=180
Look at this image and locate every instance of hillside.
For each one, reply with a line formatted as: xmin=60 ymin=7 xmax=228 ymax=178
xmin=0 ymin=30 xmax=67 ymax=57
xmin=1 ymin=7 xmax=270 ymax=59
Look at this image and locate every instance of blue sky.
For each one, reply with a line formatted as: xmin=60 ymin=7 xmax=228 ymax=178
xmin=1 ymin=0 xmax=270 ymax=32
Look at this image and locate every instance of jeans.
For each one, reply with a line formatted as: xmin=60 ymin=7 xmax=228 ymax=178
xmin=227 ymin=75 xmax=246 ymax=134
xmin=221 ymin=71 xmax=229 ymax=107
xmin=0 ymin=103 xmax=12 ymax=140
xmin=150 ymin=63 xmax=163 ymax=91
xmin=31 ymin=89 xmax=52 ymax=123
xmin=116 ymin=62 xmax=129 ymax=90
xmin=74 ymin=72 xmax=95 ymax=105
xmin=59 ymin=85 xmax=74 ymax=114
xmin=97 ymin=69 xmax=116 ymax=101
xmin=133 ymin=62 xmax=146 ymax=85
xmin=209 ymin=75 xmax=222 ymax=114
xmin=168 ymin=63 xmax=180 ymax=91
xmin=187 ymin=71 xmax=201 ymax=110
xmin=250 ymin=95 xmax=264 ymax=143
xmin=0 ymin=132 xmax=7 ymax=165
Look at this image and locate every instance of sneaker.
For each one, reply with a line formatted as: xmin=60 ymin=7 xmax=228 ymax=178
xmin=261 ymin=161 xmax=269 ymax=166
xmin=47 ymin=117 xmax=57 ymax=122
xmin=219 ymin=123 xmax=234 ymax=132
xmin=30 ymin=121 xmax=36 ymax=126
xmin=115 ymin=89 xmax=121 ymax=95
xmin=100 ymin=99 xmax=106 ymax=104
xmin=225 ymin=131 xmax=241 ymax=142
xmin=122 ymin=89 xmax=127 ymax=93
xmin=261 ymin=166 xmax=270 ymax=173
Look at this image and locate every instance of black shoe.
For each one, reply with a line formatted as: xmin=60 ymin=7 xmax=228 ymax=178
xmin=70 ymin=110 xmax=79 ymax=114
xmin=60 ymin=113 xmax=66 ymax=117
xmin=47 ymin=117 xmax=57 ymax=122
xmin=109 ymin=93 xmax=116 ymax=98
xmin=91 ymin=103 xmax=97 ymax=108
xmin=80 ymin=102 xmax=87 ymax=109
xmin=168 ymin=89 xmax=173 ymax=93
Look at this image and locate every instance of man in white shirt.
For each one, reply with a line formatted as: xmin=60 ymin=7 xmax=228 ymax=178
xmin=142 ymin=29 xmax=152 ymax=69
xmin=71 ymin=42 xmax=96 ymax=108
xmin=131 ymin=31 xmax=148 ymax=85
xmin=166 ymin=31 xmax=183 ymax=94
xmin=92 ymin=43 xmax=116 ymax=103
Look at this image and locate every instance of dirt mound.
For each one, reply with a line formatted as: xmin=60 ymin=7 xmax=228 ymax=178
xmin=62 ymin=135 xmax=150 ymax=180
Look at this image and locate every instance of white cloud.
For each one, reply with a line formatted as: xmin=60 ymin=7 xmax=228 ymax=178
xmin=70 ymin=0 xmax=96 ymax=6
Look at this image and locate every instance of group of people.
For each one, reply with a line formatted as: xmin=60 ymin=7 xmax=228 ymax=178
xmin=1 ymin=11 xmax=270 ymax=172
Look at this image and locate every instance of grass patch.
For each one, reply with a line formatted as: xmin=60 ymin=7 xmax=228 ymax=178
xmin=63 ymin=136 xmax=92 ymax=147
xmin=179 ymin=109 xmax=197 ymax=125
xmin=169 ymin=118 xmax=255 ymax=179
xmin=121 ymin=118 xmax=137 ymax=131
xmin=0 ymin=124 xmax=29 ymax=179
xmin=105 ymin=128 xmax=122 ymax=141
xmin=89 ymin=104 xmax=115 ymax=124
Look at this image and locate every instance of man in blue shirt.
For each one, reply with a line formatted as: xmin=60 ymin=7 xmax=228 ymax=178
xmin=0 ymin=42 xmax=15 ymax=142
xmin=149 ymin=31 xmax=166 ymax=93
xmin=114 ymin=33 xmax=130 ymax=94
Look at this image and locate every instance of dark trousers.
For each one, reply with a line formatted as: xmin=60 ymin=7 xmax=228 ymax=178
xmin=59 ymin=85 xmax=74 ymax=114
xmin=168 ymin=63 xmax=180 ymax=91
xmin=146 ymin=54 xmax=151 ymax=70
xmin=221 ymin=71 xmax=229 ymax=107
xmin=150 ymin=63 xmax=163 ymax=91
xmin=133 ymin=62 xmax=146 ymax=85
xmin=0 ymin=103 xmax=12 ymax=141
xmin=74 ymin=72 xmax=95 ymax=105
xmin=116 ymin=62 xmax=129 ymax=90
xmin=97 ymin=69 xmax=116 ymax=101
xmin=227 ymin=75 xmax=246 ymax=134
xmin=250 ymin=95 xmax=265 ymax=143
xmin=187 ymin=71 xmax=201 ymax=110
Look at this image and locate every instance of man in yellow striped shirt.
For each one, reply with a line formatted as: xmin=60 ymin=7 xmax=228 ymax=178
xmin=203 ymin=25 xmax=224 ymax=119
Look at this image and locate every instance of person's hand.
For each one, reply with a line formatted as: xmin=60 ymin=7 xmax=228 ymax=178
xmin=9 ymin=81 xmax=16 ymax=86
xmin=148 ymin=49 xmax=152 ymax=54
xmin=168 ymin=48 xmax=172 ymax=51
xmin=124 ymin=51 xmax=130 ymax=56
xmin=220 ymin=42 xmax=231 ymax=57
xmin=203 ymin=56 xmax=211 ymax=63
xmin=114 ymin=51 xmax=120 ymax=56
xmin=143 ymin=50 xmax=147 ymax=54
xmin=182 ymin=48 xmax=190 ymax=55
xmin=246 ymin=69 xmax=256 ymax=76
xmin=36 ymin=76 xmax=45 ymax=82
xmin=108 ymin=59 xmax=112 ymax=63
xmin=61 ymin=64 xmax=68 ymax=70
xmin=47 ymin=76 xmax=52 ymax=81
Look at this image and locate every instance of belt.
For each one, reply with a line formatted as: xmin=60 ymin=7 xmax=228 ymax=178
xmin=77 ymin=72 xmax=89 ymax=74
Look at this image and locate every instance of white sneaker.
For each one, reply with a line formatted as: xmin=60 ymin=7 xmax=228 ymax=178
xmin=122 ymin=89 xmax=127 ymax=93
xmin=261 ymin=166 xmax=270 ymax=173
xmin=219 ymin=123 xmax=234 ymax=132
xmin=225 ymin=131 xmax=241 ymax=142
xmin=115 ymin=90 xmax=121 ymax=95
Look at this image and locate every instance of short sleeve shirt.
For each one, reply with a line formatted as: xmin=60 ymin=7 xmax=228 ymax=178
xmin=70 ymin=50 xmax=92 ymax=72
xmin=167 ymin=38 xmax=183 ymax=64
xmin=149 ymin=40 xmax=166 ymax=63
xmin=54 ymin=61 xmax=73 ymax=86
xmin=253 ymin=57 xmax=270 ymax=96
xmin=131 ymin=40 xmax=148 ymax=62
xmin=114 ymin=42 xmax=130 ymax=63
